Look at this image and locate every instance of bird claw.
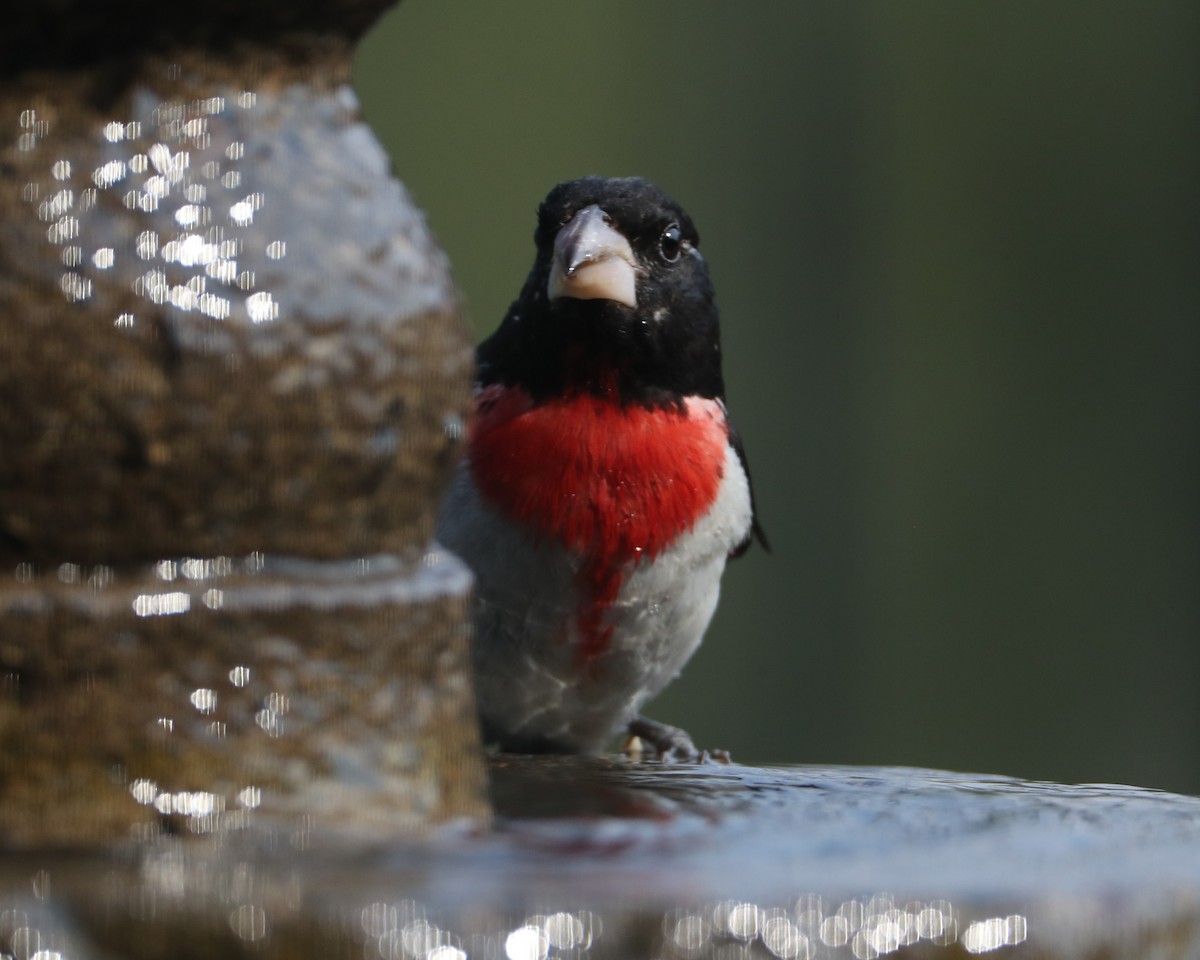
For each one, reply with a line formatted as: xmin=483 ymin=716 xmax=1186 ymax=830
xmin=624 ymin=716 xmax=731 ymax=764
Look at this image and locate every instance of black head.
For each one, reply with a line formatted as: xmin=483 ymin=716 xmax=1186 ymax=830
xmin=477 ymin=176 xmax=726 ymax=406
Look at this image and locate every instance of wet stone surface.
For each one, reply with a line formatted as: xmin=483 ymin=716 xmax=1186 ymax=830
xmin=0 ymin=548 xmax=487 ymax=847
xmin=2 ymin=759 xmax=1199 ymax=959
xmin=0 ymin=47 xmax=472 ymax=564
xmin=0 ymin=7 xmax=485 ymax=845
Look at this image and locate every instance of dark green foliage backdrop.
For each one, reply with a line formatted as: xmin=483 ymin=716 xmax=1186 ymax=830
xmin=355 ymin=2 xmax=1200 ymax=792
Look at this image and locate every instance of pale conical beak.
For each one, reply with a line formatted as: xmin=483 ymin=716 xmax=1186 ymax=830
xmin=547 ymin=204 xmax=638 ymax=308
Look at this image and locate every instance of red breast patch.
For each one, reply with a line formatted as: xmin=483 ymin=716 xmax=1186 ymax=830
xmin=468 ymin=385 xmax=726 ymax=663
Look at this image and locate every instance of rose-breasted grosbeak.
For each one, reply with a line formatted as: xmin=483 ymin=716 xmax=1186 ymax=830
xmin=437 ymin=176 xmax=766 ymax=761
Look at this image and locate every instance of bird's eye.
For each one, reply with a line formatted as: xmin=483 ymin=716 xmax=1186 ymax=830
xmin=658 ymin=222 xmax=683 ymax=263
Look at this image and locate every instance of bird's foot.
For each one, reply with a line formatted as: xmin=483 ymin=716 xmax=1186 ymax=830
xmin=623 ymin=715 xmax=731 ymax=764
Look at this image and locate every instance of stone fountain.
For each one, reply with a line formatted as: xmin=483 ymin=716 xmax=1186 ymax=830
xmin=0 ymin=0 xmax=482 ymax=844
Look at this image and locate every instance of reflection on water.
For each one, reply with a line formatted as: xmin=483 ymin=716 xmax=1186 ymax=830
xmin=5 ymin=760 xmax=1200 ymax=957
xmin=657 ymin=897 xmax=1024 ymax=958
xmin=392 ymin=901 xmax=1021 ymax=959
xmin=0 ymin=887 xmax=1026 ymax=960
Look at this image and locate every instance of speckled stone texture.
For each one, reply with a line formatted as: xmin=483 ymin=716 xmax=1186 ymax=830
xmin=0 ymin=551 xmax=482 ymax=846
xmin=0 ymin=2 xmax=486 ymax=845
xmin=0 ymin=48 xmax=471 ymax=563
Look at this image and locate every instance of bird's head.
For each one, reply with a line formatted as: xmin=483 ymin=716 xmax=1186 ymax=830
xmin=479 ymin=177 xmax=725 ymax=405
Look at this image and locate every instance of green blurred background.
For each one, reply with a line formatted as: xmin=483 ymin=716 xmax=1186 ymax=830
xmin=354 ymin=2 xmax=1199 ymax=793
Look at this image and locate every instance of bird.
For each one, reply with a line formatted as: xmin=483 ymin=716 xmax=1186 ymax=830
xmin=436 ymin=176 xmax=766 ymax=761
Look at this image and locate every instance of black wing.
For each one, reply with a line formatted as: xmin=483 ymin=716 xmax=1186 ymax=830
xmin=727 ymin=418 xmax=769 ymax=559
